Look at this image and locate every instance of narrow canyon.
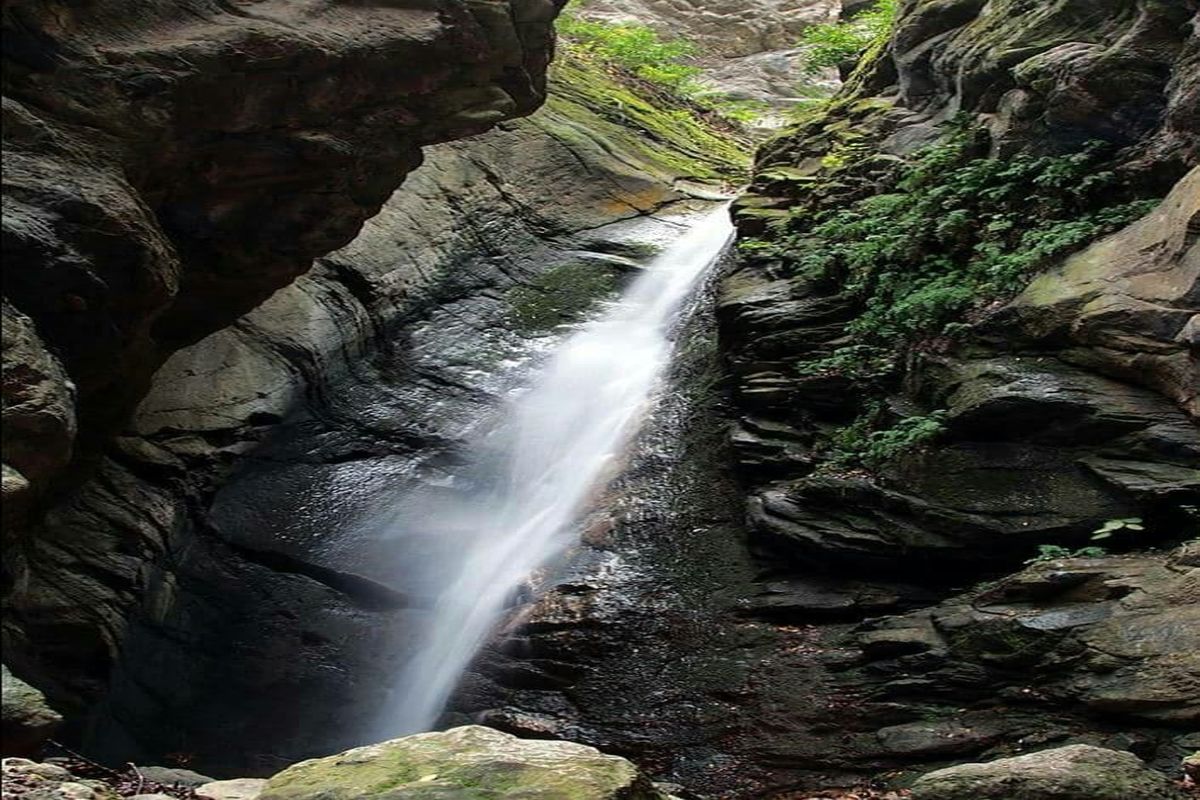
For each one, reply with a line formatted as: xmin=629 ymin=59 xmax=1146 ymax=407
xmin=2 ymin=1 xmax=1197 ymax=799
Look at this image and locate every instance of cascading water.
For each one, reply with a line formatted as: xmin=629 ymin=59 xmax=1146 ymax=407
xmin=376 ymin=204 xmax=734 ymax=737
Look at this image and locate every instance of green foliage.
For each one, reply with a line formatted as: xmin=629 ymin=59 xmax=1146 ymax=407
xmin=557 ymin=10 xmax=700 ymax=93
xmin=706 ymin=97 xmax=773 ymax=125
xmin=1092 ymin=517 xmax=1144 ymax=540
xmin=775 ymin=125 xmax=1159 ymax=345
xmin=798 ymin=0 xmax=897 ymax=75
xmin=794 ymin=344 xmax=894 ymax=380
xmin=1025 ymin=544 xmax=1108 ymax=565
xmin=830 ymin=406 xmax=946 ymax=468
xmin=557 ymin=4 xmax=773 ymax=129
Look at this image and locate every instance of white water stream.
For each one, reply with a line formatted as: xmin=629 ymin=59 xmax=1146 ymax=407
xmin=378 ymin=205 xmax=733 ymax=737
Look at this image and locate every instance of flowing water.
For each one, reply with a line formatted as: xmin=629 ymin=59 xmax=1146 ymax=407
xmin=376 ymin=205 xmax=734 ymax=737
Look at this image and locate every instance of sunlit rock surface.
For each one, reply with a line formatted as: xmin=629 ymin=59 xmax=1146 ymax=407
xmin=911 ymin=744 xmax=1187 ymax=800
xmin=258 ymin=726 xmax=666 ymax=800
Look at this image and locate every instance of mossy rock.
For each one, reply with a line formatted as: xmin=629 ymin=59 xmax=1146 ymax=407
xmin=911 ymin=744 xmax=1186 ymax=800
xmin=259 ymin=726 xmax=665 ymax=800
xmin=545 ymin=52 xmax=749 ymax=184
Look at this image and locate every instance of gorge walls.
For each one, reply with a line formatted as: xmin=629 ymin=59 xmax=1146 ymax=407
xmin=2 ymin=0 xmax=1198 ymax=797
xmin=2 ymin=7 xmax=748 ymax=770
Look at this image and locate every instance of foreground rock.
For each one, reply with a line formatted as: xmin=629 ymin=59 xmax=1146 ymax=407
xmin=2 ymin=758 xmax=117 ymax=800
xmin=258 ymin=726 xmax=666 ymax=800
xmin=197 ymin=779 xmax=267 ymax=800
xmin=911 ymin=744 xmax=1185 ymax=800
xmin=1 ymin=666 xmax=62 ymax=757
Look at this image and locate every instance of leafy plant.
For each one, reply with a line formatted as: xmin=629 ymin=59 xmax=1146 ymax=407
xmin=797 ymin=0 xmax=897 ymax=75
xmin=1025 ymin=544 xmax=1108 ymax=565
xmin=830 ymin=407 xmax=946 ymax=468
xmin=794 ymin=344 xmax=894 ymax=380
xmin=705 ymin=97 xmax=773 ymax=125
xmin=1091 ymin=517 xmax=1144 ymax=540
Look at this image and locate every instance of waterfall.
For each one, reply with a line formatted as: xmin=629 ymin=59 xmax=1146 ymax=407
xmin=376 ymin=204 xmax=734 ymax=737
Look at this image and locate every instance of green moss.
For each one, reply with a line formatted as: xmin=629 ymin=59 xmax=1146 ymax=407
xmin=260 ymin=728 xmax=655 ymax=800
xmin=544 ymin=51 xmax=750 ymax=183
xmin=507 ymin=259 xmax=623 ymax=333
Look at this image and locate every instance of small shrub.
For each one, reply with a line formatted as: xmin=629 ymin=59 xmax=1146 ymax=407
xmin=830 ymin=407 xmax=946 ymax=468
xmin=797 ymin=0 xmax=897 ymax=75
xmin=1091 ymin=517 xmax=1144 ymax=540
xmin=794 ymin=344 xmax=894 ymax=380
xmin=557 ymin=12 xmax=700 ymax=94
xmin=1026 ymin=544 xmax=1108 ymax=564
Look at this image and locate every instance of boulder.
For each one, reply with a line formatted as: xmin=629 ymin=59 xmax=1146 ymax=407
xmin=1 ymin=666 xmax=62 ymax=757
xmin=259 ymin=726 xmax=666 ymax=800
xmin=910 ymin=744 xmax=1185 ymax=800
xmin=134 ymin=767 xmax=216 ymax=788
xmin=197 ymin=779 xmax=267 ymax=800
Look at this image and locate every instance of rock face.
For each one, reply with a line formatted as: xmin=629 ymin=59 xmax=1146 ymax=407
xmin=657 ymin=0 xmax=1200 ymax=793
xmin=910 ymin=744 xmax=1186 ymax=800
xmin=197 ymin=779 xmax=267 ymax=800
xmin=1 ymin=757 xmax=117 ymax=800
xmin=258 ymin=726 xmax=665 ymax=800
xmin=724 ymin=2 xmax=1199 ymax=575
xmin=1 ymin=665 xmax=63 ymax=757
xmin=1 ymin=0 xmax=563 ymax=550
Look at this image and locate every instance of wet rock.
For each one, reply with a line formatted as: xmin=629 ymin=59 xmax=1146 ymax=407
xmin=4 ymin=30 xmax=741 ymax=768
xmin=0 ymin=303 xmax=76 ymax=530
xmin=999 ymin=167 xmax=1200 ymax=414
xmin=135 ymin=768 xmax=215 ymax=788
xmin=3 ymin=759 xmax=74 ymax=781
xmin=258 ymin=726 xmax=666 ymax=800
xmin=910 ymin=744 xmax=1185 ymax=800
xmin=1 ymin=666 xmax=62 ymax=757
xmin=856 ymin=553 xmax=1200 ymax=726
xmin=1 ymin=0 xmax=565 ymax=525
xmin=1183 ymin=750 xmax=1200 ymax=781
xmin=875 ymin=720 xmax=1001 ymax=758
xmin=739 ymin=576 xmax=933 ymax=622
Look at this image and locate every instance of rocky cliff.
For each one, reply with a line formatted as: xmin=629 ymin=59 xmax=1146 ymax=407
xmin=3 ymin=1 xmax=1197 ymax=797
xmin=715 ymin=0 xmax=1198 ymax=791
xmin=2 ymin=0 xmax=562 ymax=549
xmin=725 ymin=0 xmax=1197 ymax=572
